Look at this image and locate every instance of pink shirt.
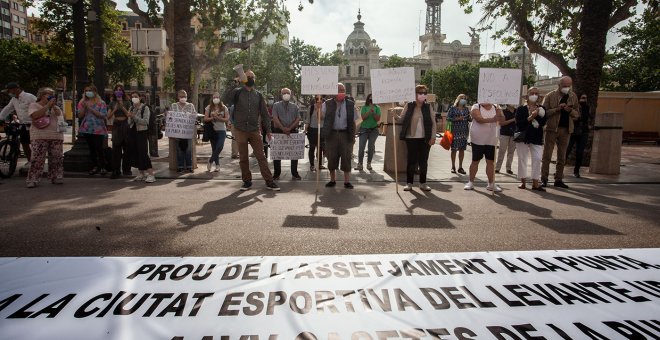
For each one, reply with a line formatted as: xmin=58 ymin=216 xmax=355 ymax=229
xmin=28 ymin=102 xmax=63 ymax=141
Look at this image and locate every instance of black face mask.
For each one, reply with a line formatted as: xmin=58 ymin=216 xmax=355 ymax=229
xmin=246 ymin=77 xmax=255 ymax=87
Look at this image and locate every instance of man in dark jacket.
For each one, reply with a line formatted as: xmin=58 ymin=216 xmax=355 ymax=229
xmin=322 ymin=83 xmax=357 ymax=189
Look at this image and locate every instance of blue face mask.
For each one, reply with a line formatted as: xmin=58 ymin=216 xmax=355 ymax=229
xmin=85 ymin=91 xmax=95 ymax=98
xmin=459 ymin=99 xmax=467 ymax=106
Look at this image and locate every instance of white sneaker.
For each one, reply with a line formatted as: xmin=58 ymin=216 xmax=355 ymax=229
xmin=464 ymin=181 xmax=474 ymax=190
xmin=486 ymin=183 xmax=502 ymax=192
xmin=212 ymin=164 xmax=219 ymax=172
xmin=145 ymin=175 xmax=156 ymax=183
xmin=207 ymin=162 xmax=212 ymax=171
xmin=420 ymin=183 xmax=431 ymax=191
xmin=403 ymin=183 xmax=413 ymax=191
xmin=133 ymin=174 xmax=145 ymax=181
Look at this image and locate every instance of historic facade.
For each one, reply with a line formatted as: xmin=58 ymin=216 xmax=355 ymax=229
xmin=338 ymin=0 xmax=481 ymax=101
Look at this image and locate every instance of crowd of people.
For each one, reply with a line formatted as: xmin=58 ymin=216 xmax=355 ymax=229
xmin=0 ymin=74 xmax=591 ymax=192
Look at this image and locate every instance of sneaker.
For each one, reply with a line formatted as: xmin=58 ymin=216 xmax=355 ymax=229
xmin=355 ymin=163 xmax=363 ymax=171
xmin=344 ymin=182 xmax=354 ymax=189
xmin=554 ymin=180 xmax=569 ymax=189
xmin=451 ymin=168 xmax=456 ymax=173
xmin=213 ymin=164 xmax=219 ymax=172
xmin=366 ymin=163 xmax=372 ymax=171
xmin=325 ymin=181 xmax=336 ymax=188
xmin=186 ymin=168 xmax=194 ymax=173
xmin=420 ymin=183 xmax=432 ymax=191
xmin=574 ymin=172 xmax=581 ymax=178
xmin=145 ymin=175 xmax=156 ymax=183
xmin=51 ymin=178 xmax=63 ymax=185
xmin=310 ymin=165 xmax=316 ymax=172
xmin=506 ymin=169 xmax=514 ymax=175
xmin=240 ymin=181 xmax=252 ymax=191
xmin=464 ymin=181 xmax=474 ymax=190
xmin=403 ymin=183 xmax=413 ymax=191
xmin=177 ymin=168 xmax=184 ymax=173
xmin=207 ymin=162 xmax=212 ymax=172
xmin=457 ymin=168 xmax=466 ymax=174
xmin=133 ymin=174 xmax=145 ymax=182
xmin=292 ymin=174 xmax=302 ymax=180
xmin=266 ymin=181 xmax=281 ymax=191
xmin=26 ymin=182 xmax=36 ymax=188
xmin=486 ymin=183 xmax=502 ymax=192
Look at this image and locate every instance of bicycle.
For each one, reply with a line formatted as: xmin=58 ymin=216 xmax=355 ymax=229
xmin=0 ymin=122 xmax=22 ymax=178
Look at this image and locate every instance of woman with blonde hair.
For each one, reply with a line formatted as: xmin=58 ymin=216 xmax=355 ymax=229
xmin=25 ymin=87 xmax=64 ymax=188
xmin=204 ymin=92 xmax=229 ymax=172
xmin=515 ymin=87 xmax=547 ymax=191
xmin=77 ymin=84 xmax=108 ymax=175
xmin=446 ymin=93 xmax=470 ymax=174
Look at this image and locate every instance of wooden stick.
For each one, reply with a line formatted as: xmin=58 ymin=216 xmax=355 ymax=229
xmin=315 ymin=104 xmax=321 ymax=193
xmin=392 ymin=107 xmax=398 ymax=193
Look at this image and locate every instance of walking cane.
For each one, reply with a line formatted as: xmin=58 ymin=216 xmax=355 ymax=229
xmin=315 ymin=103 xmax=321 ymax=193
xmin=392 ymin=108 xmax=399 ymax=193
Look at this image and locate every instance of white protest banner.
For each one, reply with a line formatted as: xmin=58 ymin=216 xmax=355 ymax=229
xmin=301 ymin=66 xmax=339 ymax=95
xmin=270 ymin=133 xmax=305 ymax=160
xmin=164 ymin=110 xmax=197 ymax=139
xmin=370 ymin=67 xmax=416 ymax=104
xmin=1 ymin=248 xmax=659 ymax=340
xmin=478 ymin=67 xmax=523 ymax=105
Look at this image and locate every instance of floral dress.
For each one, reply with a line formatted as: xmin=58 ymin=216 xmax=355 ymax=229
xmin=77 ymin=100 xmax=108 ymax=135
xmin=447 ymin=106 xmax=470 ymax=151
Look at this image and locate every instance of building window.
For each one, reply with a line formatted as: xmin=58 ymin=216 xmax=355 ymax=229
xmin=135 ymin=22 xmax=142 ymax=29
xmin=359 ymin=47 xmax=365 ymax=54
xmin=121 ymin=22 xmax=128 ymax=30
xmin=345 ymin=83 xmax=352 ymax=96
xmin=17 ymin=4 xmax=23 ymax=12
xmin=345 ymin=66 xmax=350 ymax=76
xmin=12 ymin=14 xmax=17 ymax=22
xmin=19 ymin=16 xmax=24 ymax=24
xmin=420 ymin=70 xmax=426 ymax=77
xmin=13 ymin=26 xmax=18 ymax=34
xmin=358 ymin=66 xmax=364 ymax=76
xmin=357 ymin=83 xmax=365 ymax=96
xmin=12 ymin=2 xmax=17 ymax=10
xmin=20 ymin=28 xmax=25 ymax=36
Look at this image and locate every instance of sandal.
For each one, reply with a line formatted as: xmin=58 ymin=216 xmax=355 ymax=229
xmin=451 ymin=168 xmax=456 ymax=173
xmin=518 ymin=183 xmax=527 ymax=189
xmin=457 ymin=168 xmax=466 ymax=174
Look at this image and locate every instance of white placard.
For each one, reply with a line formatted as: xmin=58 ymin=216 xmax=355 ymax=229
xmin=164 ymin=110 xmax=197 ymax=139
xmin=1 ymin=248 xmax=659 ymax=339
xmin=478 ymin=68 xmax=523 ymax=105
xmin=270 ymin=133 xmax=305 ymax=160
xmin=370 ymin=67 xmax=416 ymax=104
xmin=301 ymin=66 xmax=339 ymax=95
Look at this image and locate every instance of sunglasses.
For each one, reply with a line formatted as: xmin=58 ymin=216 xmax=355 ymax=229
xmin=417 ymin=92 xmax=428 ymax=95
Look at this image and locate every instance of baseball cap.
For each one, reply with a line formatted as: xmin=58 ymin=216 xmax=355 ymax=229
xmin=4 ymin=82 xmax=20 ymax=90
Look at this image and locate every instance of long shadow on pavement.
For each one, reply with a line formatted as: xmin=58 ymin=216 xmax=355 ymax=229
xmin=473 ymin=189 xmax=553 ymax=219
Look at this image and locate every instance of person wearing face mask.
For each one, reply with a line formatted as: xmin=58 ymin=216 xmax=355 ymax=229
xmin=1 ymin=82 xmax=37 ymax=165
xmin=204 ymin=93 xmax=229 ymax=172
xmin=272 ymin=88 xmax=302 ymax=180
xmin=355 ymin=94 xmax=381 ymax=172
xmin=170 ymin=90 xmax=196 ymax=173
xmin=224 ymin=70 xmax=279 ymax=191
xmin=495 ymin=104 xmax=518 ymax=175
xmin=446 ymin=94 xmax=470 ymax=175
xmin=127 ymin=92 xmax=156 ymax=183
xmin=77 ymin=84 xmax=109 ymax=175
xmin=566 ymin=94 xmax=590 ymax=178
xmin=25 ymin=87 xmax=64 ymax=188
xmin=515 ymin=87 xmax=547 ymax=191
xmin=464 ymin=101 xmax=505 ymax=192
xmin=540 ymin=76 xmax=580 ymax=189
xmin=108 ymin=84 xmax=133 ymax=179
xmin=396 ymin=85 xmax=437 ymax=191
xmin=322 ymin=83 xmax=359 ymax=189
xmin=305 ymin=95 xmax=326 ymax=172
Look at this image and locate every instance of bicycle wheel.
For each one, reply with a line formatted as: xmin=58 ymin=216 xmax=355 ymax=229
xmin=0 ymin=140 xmax=18 ymax=178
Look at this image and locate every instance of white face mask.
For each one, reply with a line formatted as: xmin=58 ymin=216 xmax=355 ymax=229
xmin=132 ymin=97 xmax=140 ymax=105
xmin=212 ymin=98 xmax=220 ymax=105
xmin=561 ymin=87 xmax=570 ymax=95
xmin=528 ymin=95 xmax=538 ymax=103
xmin=179 ymin=97 xmax=187 ymax=104
xmin=282 ymin=94 xmax=291 ymax=101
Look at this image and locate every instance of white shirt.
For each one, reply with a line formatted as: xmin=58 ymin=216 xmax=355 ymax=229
xmin=470 ymin=103 xmax=498 ymax=146
xmin=0 ymin=91 xmax=37 ymax=123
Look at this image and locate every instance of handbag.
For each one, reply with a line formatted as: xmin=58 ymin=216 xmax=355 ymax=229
xmin=33 ymin=115 xmax=51 ymax=129
xmin=439 ymin=121 xmax=453 ymax=150
xmin=513 ymin=130 xmax=526 ymax=143
xmin=202 ymin=122 xmax=216 ymax=142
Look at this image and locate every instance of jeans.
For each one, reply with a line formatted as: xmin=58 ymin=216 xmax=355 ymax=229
xmin=209 ymin=130 xmax=227 ymax=165
xmin=357 ymin=127 xmax=379 ymax=165
xmin=176 ymin=138 xmax=193 ymax=169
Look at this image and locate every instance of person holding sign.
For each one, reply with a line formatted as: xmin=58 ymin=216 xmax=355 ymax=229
xmin=464 ymin=102 xmax=504 ymax=192
xmin=170 ymin=90 xmax=196 ymax=173
xmin=540 ymin=76 xmax=579 ymax=189
xmin=305 ymin=95 xmax=326 ymax=172
xmin=272 ymin=88 xmax=301 ymax=180
xmin=224 ymin=70 xmax=279 ymax=191
xmin=396 ymin=85 xmax=437 ymax=192
xmin=355 ymin=94 xmax=381 ymax=171
xmin=322 ymin=83 xmax=357 ymax=189
xmin=515 ymin=87 xmax=547 ymax=191
xmin=203 ymin=92 xmax=229 ymax=172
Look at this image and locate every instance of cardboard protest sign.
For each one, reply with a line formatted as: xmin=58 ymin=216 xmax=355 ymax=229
xmin=370 ymin=67 xmax=416 ymax=104
xmin=478 ymin=68 xmax=523 ymax=105
xmin=301 ymin=66 xmax=339 ymax=95
xmin=270 ymin=133 xmax=305 ymax=160
xmin=164 ymin=111 xmax=197 ymax=139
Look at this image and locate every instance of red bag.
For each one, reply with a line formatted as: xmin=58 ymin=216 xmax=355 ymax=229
xmin=439 ymin=121 xmax=453 ymax=150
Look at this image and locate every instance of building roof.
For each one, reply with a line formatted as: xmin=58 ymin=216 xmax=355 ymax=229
xmin=345 ymin=10 xmax=372 ymax=47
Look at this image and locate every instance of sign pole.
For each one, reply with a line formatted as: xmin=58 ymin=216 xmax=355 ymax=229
xmin=316 ymin=104 xmax=321 ymax=193
xmin=392 ymin=109 xmax=398 ymax=193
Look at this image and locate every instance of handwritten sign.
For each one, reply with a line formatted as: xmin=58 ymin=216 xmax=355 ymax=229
xmin=301 ymin=66 xmax=339 ymax=95
xmin=270 ymin=133 xmax=305 ymax=160
xmin=478 ymin=68 xmax=522 ymax=105
xmin=370 ymin=67 xmax=416 ymax=104
xmin=164 ymin=110 xmax=197 ymax=139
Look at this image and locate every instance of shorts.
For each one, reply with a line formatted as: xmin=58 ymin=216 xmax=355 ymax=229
xmin=19 ymin=124 xmax=31 ymax=145
xmin=471 ymin=143 xmax=495 ymax=161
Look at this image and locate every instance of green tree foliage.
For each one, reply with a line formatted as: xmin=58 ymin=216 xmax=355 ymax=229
xmin=0 ymin=39 xmax=67 ymax=93
xmin=289 ymin=37 xmax=346 ymax=98
xmin=602 ymin=5 xmax=660 ymax=91
xmin=383 ymin=54 xmax=406 ymax=68
xmin=105 ymin=50 xmax=147 ymax=86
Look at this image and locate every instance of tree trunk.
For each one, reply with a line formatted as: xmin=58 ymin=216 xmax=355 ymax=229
xmin=172 ymin=0 xmax=192 ymax=95
xmin=574 ymin=0 xmax=613 ymax=167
